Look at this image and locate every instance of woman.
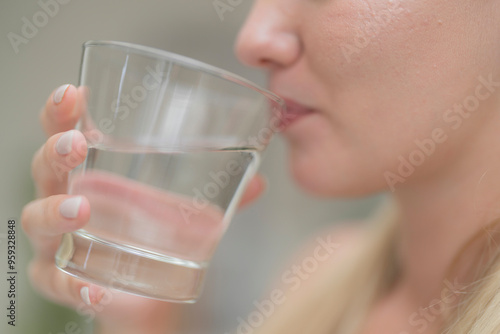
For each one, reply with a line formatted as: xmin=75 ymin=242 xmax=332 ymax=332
xmin=21 ymin=0 xmax=500 ymax=333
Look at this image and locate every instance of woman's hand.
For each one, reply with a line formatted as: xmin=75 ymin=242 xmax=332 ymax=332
xmin=21 ymin=84 xmax=266 ymax=334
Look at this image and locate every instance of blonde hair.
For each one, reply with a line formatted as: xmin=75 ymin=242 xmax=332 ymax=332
xmin=443 ymin=218 xmax=500 ymax=333
xmin=253 ymin=198 xmax=500 ymax=334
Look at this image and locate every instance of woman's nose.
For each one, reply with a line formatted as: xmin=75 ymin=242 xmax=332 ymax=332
xmin=235 ymin=1 xmax=301 ymax=69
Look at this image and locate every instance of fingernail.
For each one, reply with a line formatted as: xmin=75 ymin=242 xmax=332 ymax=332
xmin=81 ymin=285 xmax=105 ymax=306
xmin=89 ymin=285 xmax=106 ymax=306
xmin=80 ymin=286 xmax=91 ymax=306
xmin=56 ymin=130 xmax=74 ymax=155
xmin=60 ymin=197 xmax=82 ymax=219
xmin=53 ymin=84 xmax=70 ymax=105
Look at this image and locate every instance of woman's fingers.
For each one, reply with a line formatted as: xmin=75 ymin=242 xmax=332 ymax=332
xmin=22 ymin=193 xmax=93 ymax=310
xmin=40 ymin=84 xmax=85 ymax=137
xmin=30 ymin=255 xmax=171 ymax=325
xmin=21 ymin=194 xmax=90 ymax=258
xmin=25 ymin=84 xmax=99 ymax=310
xmin=238 ymin=174 xmax=267 ymax=208
xmin=31 ymin=130 xmax=87 ymax=197
xmin=28 ymin=257 xmax=103 ymax=308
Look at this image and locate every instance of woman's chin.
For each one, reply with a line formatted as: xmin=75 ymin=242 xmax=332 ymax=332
xmin=288 ymin=151 xmax=387 ymax=198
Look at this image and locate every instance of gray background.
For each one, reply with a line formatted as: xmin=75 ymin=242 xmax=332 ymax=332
xmin=0 ymin=1 xmax=382 ymax=333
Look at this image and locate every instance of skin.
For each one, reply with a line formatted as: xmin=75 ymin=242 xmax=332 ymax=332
xmin=237 ymin=0 xmax=500 ymax=197
xmin=236 ymin=0 xmax=500 ymax=333
xmin=22 ymin=0 xmax=500 ymax=333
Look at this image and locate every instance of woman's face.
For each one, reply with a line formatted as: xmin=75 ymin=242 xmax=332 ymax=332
xmin=236 ymin=0 xmax=500 ymax=197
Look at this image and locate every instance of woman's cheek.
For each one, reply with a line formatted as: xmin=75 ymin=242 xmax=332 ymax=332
xmin=304 ymin=0 xmax=410 ymax=73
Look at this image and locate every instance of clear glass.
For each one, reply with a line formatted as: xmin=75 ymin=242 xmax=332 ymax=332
xmin=55 ymin=41 xmax=284 ymax=302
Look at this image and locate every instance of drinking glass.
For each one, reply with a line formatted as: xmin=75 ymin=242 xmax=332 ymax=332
xmin=55 ymin=41 xmax=284 ymax=302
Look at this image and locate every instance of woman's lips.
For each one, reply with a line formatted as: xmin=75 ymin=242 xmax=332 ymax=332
xmin=278 ymin=98 xmax=315 ymax=130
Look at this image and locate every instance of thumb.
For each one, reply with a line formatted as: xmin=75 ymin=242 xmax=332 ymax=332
xmin=238 ymin=174 xmax=267 ymax=208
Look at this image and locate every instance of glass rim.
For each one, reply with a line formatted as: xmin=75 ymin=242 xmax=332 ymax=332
xmin=83 ymin=40 xmax=285 ymax=110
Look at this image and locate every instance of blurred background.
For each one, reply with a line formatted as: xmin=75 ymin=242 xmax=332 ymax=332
xmin=0 ymin=1 xmax=383 ymax=333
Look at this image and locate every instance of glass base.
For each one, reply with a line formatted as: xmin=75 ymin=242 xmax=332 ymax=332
xmin=55 ymin=232 xmax=207 ymax=303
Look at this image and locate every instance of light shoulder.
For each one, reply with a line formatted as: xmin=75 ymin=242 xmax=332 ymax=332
xmin=273 ymin=222 xmax=368 ymax=294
